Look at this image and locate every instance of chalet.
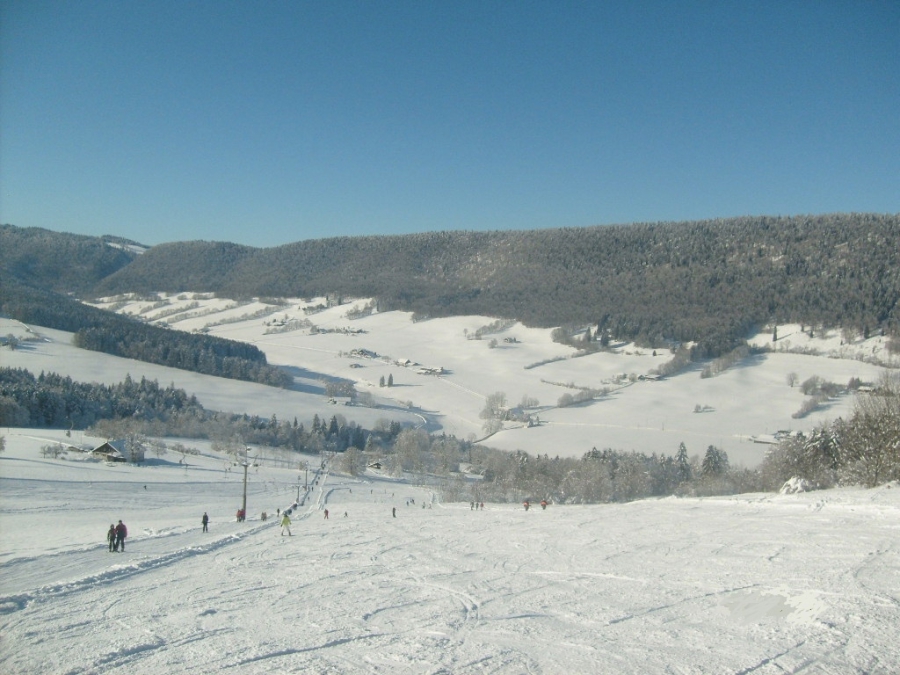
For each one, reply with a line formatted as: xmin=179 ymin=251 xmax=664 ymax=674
xmin=91 ymin=439 xmax=145 ymax=464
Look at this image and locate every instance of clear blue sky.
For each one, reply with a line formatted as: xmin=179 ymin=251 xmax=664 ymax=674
xmin=1 ymin=1 xmax=897 ymax=248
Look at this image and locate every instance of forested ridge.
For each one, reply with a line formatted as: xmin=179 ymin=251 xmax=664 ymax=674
xmin=90 ymin=213 xmax=900 ymax=350
xmin=0 ymin=224 xmax=141 ymax=294
xmin=0 ymin=277 xmax=291 ymax=388
xmin=2 ymin=214 xmax=899 ymax=356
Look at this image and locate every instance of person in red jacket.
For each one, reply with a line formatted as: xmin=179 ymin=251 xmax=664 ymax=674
xmin=115 ymin=520 xmax=128 ymax=552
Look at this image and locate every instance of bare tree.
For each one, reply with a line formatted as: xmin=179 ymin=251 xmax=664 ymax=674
xmin=480 ymin=392 xmax=507 ymax=421
xmin=340 ymin=446 xmax=366 ymax=476
xmin=150 ymin=439 xmax=168 ymax=460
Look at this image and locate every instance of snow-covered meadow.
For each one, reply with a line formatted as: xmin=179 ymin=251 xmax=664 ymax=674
xmin=3 ymin=294 xmax=897 ymax=469
xmin=2 ymin=429 xmax=899 ymax=674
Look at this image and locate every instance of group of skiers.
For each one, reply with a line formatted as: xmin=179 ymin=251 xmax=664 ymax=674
xmin=107 ymin=495 xmax=547 ymax=552
xmin=106 ymin=520 xmax=128 ymax=552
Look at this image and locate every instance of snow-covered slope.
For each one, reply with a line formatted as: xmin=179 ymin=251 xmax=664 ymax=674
xmin=1 ymin=429 xmax=898 ymax=674
xmin=4 ymin=295 xmax=897 ymax=467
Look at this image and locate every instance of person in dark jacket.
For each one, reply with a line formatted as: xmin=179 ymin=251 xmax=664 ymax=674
xmin=115 ymin=520 xmax=128 ymax=552
xmin=202 ymin=512 xmax=209 ymax=532
xmin=107 ymin=524 xmax=116 ymax=552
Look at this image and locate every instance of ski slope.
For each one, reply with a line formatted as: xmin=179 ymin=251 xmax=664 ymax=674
xmin=1 ymin=429 xmax=899 ymax=674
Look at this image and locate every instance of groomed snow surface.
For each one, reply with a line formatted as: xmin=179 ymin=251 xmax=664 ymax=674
xmin=2 ymin=429 xmax=899 ymax=674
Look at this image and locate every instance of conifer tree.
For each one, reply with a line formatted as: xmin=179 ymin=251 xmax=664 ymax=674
xmin=675 ymin=442 xmax=692 ymax=482
xmin=701 ymin=446 xmax=729 ymax=477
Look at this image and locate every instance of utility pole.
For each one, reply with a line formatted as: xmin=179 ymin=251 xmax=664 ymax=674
xmin=241 ymin=447 xmax=250 ymax=520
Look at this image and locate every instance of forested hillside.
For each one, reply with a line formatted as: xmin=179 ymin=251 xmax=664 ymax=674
xmin=0 ymin=278 xmax=291 ymax=388
xmin=0 ymin=224 xmax=141 ymax=294
xmin=3 ymin=214 xmax=899 ymax=355
xmin=91 ymin=213 xmax=900 ymax=352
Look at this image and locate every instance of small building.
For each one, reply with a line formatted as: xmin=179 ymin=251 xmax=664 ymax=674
xmin=92 ymin=439 xmax=144 ymax=463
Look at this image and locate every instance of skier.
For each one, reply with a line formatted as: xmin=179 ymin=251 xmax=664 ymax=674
xmin=280 ymin=512 xmax=292 ymax=536
xmin=523 ymin=500 xmax=530 ymax=511
xmin=202 ymin=512 xmax=209 ymax=532
xmin=107 ymin=524 xmax=116 ymax=552
xmin=392 ymin=507 xmax=396 ymax=518
xmin=115 ymin=520 xmax=128 ymax=552
xmin=324 ymin=509 xmax=329 ymax=519
xmin=540 ymin=500 xmax=548 ymax=510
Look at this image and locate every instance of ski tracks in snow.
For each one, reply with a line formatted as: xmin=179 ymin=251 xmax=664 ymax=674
xmin=0 ymin=529 xmax=261 ymax=613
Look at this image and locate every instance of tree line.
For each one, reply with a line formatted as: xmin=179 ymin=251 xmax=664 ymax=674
xmin=7 ymin=367 xmax=896 ymax=503
xmin=0 ymin=367 xmax=392 ymax=455
xmin=0 ymin=278 xmax=291 ymax=388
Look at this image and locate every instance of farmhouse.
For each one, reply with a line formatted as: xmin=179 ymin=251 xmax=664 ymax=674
xmin=91 ymin=439 xmax=144 ymax=463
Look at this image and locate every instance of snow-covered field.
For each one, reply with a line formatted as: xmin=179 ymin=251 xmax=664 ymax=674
xmin=3 ymin=296 xmax=897 ymax=468
xmin=1 ymin=429 xmax=899 ymax=674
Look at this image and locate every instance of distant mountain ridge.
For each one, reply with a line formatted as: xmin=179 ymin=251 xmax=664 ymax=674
xmin=0 ymin=224 xmax=142 ymax=294
xmin=2 ymin=214 xmax=899 ymax=353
